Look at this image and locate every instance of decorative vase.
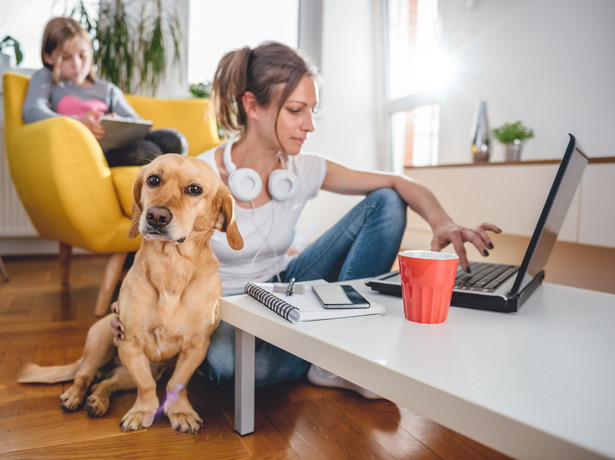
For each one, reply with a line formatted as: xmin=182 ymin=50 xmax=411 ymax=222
xmin=470 ymin=101 xmax=490 ymax=162
xmin=505 ymin=140 xmax=523 ymax=161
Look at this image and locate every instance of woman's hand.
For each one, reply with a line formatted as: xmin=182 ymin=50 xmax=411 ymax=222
xmin=110 ymin=301 xmax=125 ymax=347
xmin=78 ymin=110 xmax=105 ymax=139
xmin=431 ymin=221 xmax=502 ymax=273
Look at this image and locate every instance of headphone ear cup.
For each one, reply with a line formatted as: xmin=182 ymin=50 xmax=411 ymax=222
xmin=228 ymin=168 xmax=262 ymax=202
xmin=268 ymin=169 xmax=299 ymax=201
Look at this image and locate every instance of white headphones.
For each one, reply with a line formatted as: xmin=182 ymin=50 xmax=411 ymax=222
xmin=223 ymin=137 xmax=299 ymax=202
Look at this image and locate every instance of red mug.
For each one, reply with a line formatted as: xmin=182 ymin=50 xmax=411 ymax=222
xmin=398 ymin=250 xmax=459 ymax=324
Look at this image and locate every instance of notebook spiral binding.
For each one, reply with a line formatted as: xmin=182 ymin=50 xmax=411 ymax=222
xmin=245 ymin=282 xmax=299 ymax=323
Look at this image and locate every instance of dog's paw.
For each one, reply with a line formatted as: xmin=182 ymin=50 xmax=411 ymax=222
xmin=166 ymin=405 xmax=203 ymax=433
xmin=60 ymin=385 xmax=86 ymax=412
xmin=85 ymin=386 xmax=110 ymax=417
xmin=120 ymin=408 xmax=156 ymax=431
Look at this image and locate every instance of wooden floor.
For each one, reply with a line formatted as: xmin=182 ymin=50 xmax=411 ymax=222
xmin=0 ymin=255 xmax=512 ymax=460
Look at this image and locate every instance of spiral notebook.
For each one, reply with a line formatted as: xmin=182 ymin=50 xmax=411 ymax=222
xmin=244 ymin=281 xmax=385 ymax=323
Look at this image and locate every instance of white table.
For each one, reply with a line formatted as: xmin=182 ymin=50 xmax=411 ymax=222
xmin=220 ymin=282 xmax=615 ymax=459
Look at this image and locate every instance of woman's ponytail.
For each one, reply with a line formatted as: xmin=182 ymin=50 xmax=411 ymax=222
xmin=212 ymin=46 xmax=251 ymax=133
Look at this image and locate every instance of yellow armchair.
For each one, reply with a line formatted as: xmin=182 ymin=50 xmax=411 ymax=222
xmin=2 ymin=72 xmax=220 ymax=315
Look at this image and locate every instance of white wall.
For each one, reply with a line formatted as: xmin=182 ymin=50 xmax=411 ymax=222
xmin=437 ymin=0 xmax=615 ymax=163
xmin=187 ymin=0 xmax=298 ymax=87
xmin=294 ymin=0 xmax=378 ymax=244
xmin=303 ymin=0 xmax=377 ymax=170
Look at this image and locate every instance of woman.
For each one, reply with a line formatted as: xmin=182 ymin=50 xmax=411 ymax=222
xmin=114 ymin=41 xmax=500 ymax=396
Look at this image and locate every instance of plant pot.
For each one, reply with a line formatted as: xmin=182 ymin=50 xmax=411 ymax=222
xmin=505 ymin=141 xmax=523 ymax=161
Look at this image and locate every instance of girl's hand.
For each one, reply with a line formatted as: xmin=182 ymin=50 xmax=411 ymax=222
xmin=431 ymin=221 xmax=502 ymax=273
xmin=78 ymin=110 xmax=105 ymax=139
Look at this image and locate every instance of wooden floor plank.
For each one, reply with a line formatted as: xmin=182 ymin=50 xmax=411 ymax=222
xmin=331 ymin=396 xmax=441 ymax=459
xmin=1 ymin=427 xmax=248 ymax=460
xmin=395 ymin=407 xmax=512 ymax=460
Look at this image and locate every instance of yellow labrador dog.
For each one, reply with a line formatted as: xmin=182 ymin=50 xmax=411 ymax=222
xmin=18 ymin=154 xmax=243 ymax=433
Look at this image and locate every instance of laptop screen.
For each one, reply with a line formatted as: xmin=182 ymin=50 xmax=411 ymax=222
xmin=509 ymin=135 xmax=589 ymax=295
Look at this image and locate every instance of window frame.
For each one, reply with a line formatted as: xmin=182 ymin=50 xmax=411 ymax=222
xmin=374 ymin=0 xmax=443 ymax=173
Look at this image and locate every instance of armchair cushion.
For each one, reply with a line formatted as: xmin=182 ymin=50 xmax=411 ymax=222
xmin=125 ymin=95 xmax=219 ymax=156
xmin=111 ymin=166 xmax=141 ymax=216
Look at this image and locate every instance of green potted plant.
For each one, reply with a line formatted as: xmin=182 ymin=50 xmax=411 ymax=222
xmin=72 ymin=0 xmax=182 ymax=96
xmin=0 ymin=35 xmax=24 ymax=67
xmin=492 ymin=121 xmax=534 ymax=162
xmin=188 ymin=81 xmax=212 ymax=99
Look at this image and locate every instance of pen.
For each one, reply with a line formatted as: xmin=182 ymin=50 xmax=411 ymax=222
xmin=285 ymin=278 xmax=296 ymax=296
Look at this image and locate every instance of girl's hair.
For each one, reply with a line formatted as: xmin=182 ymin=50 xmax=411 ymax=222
xmin=212 ymin=41 xmax=319 ymax=135
xmin=41 ymin=17 xmax=96 ymax=84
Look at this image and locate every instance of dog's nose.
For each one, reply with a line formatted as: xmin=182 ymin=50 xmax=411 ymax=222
xmin=146 ymin=206 xmax=172 ymax=229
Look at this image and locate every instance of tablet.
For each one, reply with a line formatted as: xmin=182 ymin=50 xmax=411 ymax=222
xmin=98 ymin=116 xmax=153 ymax=151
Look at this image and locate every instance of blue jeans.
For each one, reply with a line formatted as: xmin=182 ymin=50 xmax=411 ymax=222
xmin=203 ymin=188 xmax=407 ymax=387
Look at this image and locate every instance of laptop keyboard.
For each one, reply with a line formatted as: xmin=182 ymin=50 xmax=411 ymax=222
xmin=455 ymin=262 xmax=519 ymax=292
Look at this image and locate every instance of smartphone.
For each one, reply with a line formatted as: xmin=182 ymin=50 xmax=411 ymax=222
xmin=312 ymin=284 xmax=370 ymax=309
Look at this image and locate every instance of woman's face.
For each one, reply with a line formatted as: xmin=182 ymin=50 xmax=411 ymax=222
xmin=46 ymin=37 xmax=92 ymax=85
xmin=265 ymin=75 xmax=318 ymax=156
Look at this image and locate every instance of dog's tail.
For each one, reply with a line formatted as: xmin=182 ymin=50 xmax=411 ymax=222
xmin=17 ymin=358 xmax=83 ymax=384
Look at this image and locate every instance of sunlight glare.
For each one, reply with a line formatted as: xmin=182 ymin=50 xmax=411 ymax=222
xmin=416 ymin=47 xmax=453 ymax=92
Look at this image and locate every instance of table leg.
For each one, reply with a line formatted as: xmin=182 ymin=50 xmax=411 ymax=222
xmin=234 ymin=328 xmax=255 ymax=435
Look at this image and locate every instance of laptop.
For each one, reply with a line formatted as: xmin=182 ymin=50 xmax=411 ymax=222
xmin=365 ymin=134 xmax=589 ymax=313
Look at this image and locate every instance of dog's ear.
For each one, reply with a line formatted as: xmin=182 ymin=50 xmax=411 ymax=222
xmin=215 ymin=185 xmax=244 ymax=250
xmin=128 ymin=172 xmax=144 ymax=238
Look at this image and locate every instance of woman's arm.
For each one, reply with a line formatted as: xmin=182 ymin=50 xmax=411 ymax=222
xmin=322 ymin=159 xmax=500 ymax=271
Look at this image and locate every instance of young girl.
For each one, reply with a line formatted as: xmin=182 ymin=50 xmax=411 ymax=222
xmin=22 ymin=17 xmax=186 ymax=167
xmin=113 ymin=42 xmax=500 ymax=396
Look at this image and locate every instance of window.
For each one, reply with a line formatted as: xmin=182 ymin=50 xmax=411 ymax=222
xmin=391 ymin=105 xmax=439 ymax=167
xmin=383 ymin=0 xmax=449 ymax=167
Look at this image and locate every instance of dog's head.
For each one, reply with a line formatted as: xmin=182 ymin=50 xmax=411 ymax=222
xmin=129 ymin=154 xmax=243 ymax=250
